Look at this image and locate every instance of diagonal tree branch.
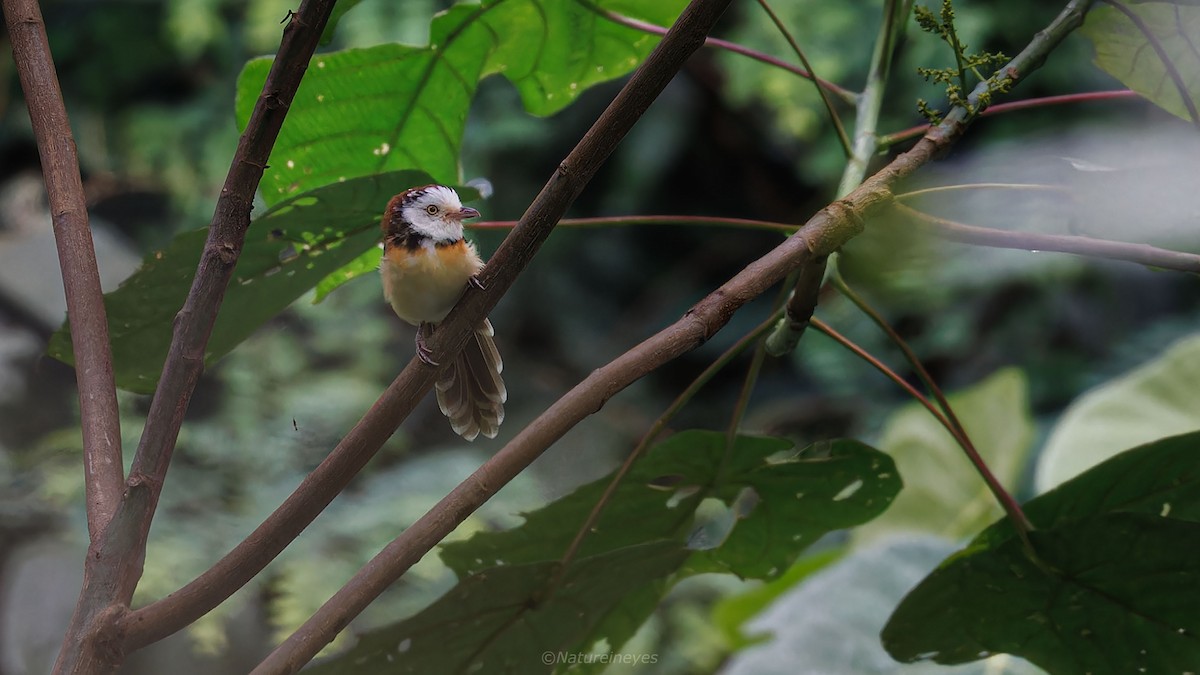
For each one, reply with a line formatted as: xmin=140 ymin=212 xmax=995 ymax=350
xmin=248 ymin=1 xmax=1098 ymax=669
xmin=4 ymin=0 xmax=123 ymax=539
xmin=51 ymin=2 xmax=337 ymax=673
xmin=120 ymin=0 xmax=738 ymax=657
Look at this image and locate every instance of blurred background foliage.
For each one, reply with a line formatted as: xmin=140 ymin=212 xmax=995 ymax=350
xmin=0 ymin=0 xmax=1198 ymax=673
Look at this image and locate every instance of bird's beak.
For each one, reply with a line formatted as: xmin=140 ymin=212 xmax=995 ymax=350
xmin=456 ymin=206 xmax=481 ymax=220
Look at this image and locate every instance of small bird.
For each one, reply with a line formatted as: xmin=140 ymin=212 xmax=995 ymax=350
xmin=380 ymin=184 xmax=506 ymax=441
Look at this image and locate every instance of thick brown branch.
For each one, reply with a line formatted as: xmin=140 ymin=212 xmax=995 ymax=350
xmin=895 ymin=202 xmax=1200 ymax=274
xmin=51 ymin=2 xmax=337 ymax=673
xmin=4 ymin=0 xmax=123 ymax=538
xmin=121 ymin=0 xmax=737 ymax=658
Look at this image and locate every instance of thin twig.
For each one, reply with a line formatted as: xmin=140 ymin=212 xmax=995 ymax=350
xmin=809 ymin=319 xmax=959 ymax=445
xmin=895 ymin=182 xmax=1069 ymax=200
xmin=754 ymin=0 xmax=852 ymax=155
xmin=469 ymin=214 xmax=795 ymax=234
xmin=581 ymin=0 xmax=859 ymax=104
xmin=809 ymin=318 xmax=1036 ymax=545
xmin=830 ymin=275 xmax=964 ymax=435
xmin=52 ymin=2 xmax=338 ymax=673
xmin=546 ymin=311 xmax=779 ymax=601
xmin=4 ymin=0 xmax=123 ymax=539
xmin=830 ymin=274 xmax=1030 ymax=538
xmin=894 ymin=201 xmax=1200 ymax=274
xmin=879 ymin=89 xmax=1139 ymax=147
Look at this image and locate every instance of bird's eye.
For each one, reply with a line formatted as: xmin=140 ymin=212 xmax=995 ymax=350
xmin=425 ymin=205 xmax=440 ymax=215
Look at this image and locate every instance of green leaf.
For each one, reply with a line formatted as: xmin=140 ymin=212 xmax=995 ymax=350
xmin=306 ymin=542 xmax=688 ymax=675
xmin=883 ymin=513 xmax=1200 ymax=672
xmin=1081 ymin=4 xmax=1200 ymax=124
xmin=237 ymin=0 xmax=687 ymax=207
xmin=884 ymin=432 xmax=1200 ymax=671
xmin=1036 ymin=334 xmax=1200 ymax=490
xmin=48 ymin=171 xmax=437 ymax=393
xmin=856 ymin=368 xmax=1033 ymax=542
xmin=983 ymin=430 xmax=1200 ymax=547
xmin=318 ymin=431 xmax=898 ymax=672
xmin=439 ymin=431 xmax=900 ymax=580
xmin=312 ymin=246 xmax=383 ymax=304
xmin=682 ymin=437 xmax=901 ymax=578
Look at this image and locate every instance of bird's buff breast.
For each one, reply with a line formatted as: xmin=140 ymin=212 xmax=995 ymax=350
xmin=381 ymin=240 xmax=482 ymax=325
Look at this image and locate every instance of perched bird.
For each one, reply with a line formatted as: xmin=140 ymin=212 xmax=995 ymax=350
xmin=380 ymin=184 xmax=505 ymax=440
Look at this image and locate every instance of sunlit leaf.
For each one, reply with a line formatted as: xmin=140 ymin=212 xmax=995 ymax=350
xmin=49 ymin=171 xmax=439 ymax=392
xmin=855 ymin=368 xmax=1033 ymax=542
xmin=1035 ymin=334 xmax=1200 ymax=490
xmin=237 ymin=0 xmax=688 ymax=206
xmin=313 ymin=247 xmax=383 ymax=304
xmin=1081 ymin=3 xmax=1200 ymax=124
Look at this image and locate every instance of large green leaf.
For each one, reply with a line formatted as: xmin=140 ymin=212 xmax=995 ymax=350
xmin=883 ymin=514 xmax=1200 ymax=672
xmin=49 ymin=171 xmax=438 ymax=393
xmin=985 ymin=430 xmax=1200 ymax=546
xmin=438 ymin=431 xmax=900 ymax=580
xmin=1036 ymin=334 xmax=1200 ymax=490
xmin=306 ymin=542 xmax=689 ymax=675
xmin=1081 ymin=3 xmax=1200 ymax=123
xmin=237 ymin=0 xmax=688 ymax=206
xmin=883 ymin=432 xmax=1200 ymax=671
xmin=316 ymin=431 xmax=900 ymax=672
xmin=856 ymin=369 xmax=1033 ymax=542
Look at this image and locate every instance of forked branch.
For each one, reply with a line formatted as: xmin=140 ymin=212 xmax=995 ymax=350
xmin=51 ymin=1 xmax=338 ymax=673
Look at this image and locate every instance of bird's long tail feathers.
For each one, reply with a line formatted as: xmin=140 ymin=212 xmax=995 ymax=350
xmin=434 ymin=319 xmax=506 ymax=441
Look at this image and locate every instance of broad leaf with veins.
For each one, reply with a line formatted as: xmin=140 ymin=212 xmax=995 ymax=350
xmin=49 ymin=171 xmax=454 ymax=392
xmin=237 ymin=0 xmax=689 ymax=206
xmin=311 ymin=431 xmax=900 ymax=673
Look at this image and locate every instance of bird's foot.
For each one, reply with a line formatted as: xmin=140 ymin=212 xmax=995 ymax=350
xmin=416 ymin=323 xmax=439 ymax=367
